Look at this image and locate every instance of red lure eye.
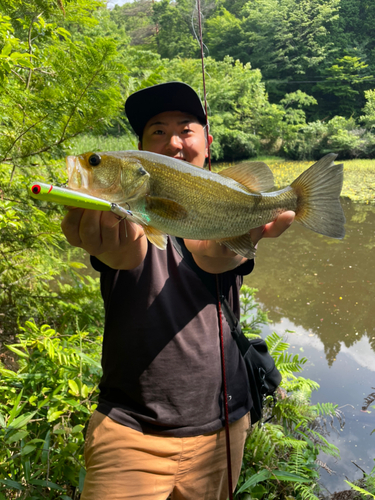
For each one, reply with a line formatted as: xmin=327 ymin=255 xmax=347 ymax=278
xmin=31 ymin=184 xmax=41 ymax=194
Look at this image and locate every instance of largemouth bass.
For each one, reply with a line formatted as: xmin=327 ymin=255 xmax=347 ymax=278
xmin=66 ymin=151 xmax=345 ymax=258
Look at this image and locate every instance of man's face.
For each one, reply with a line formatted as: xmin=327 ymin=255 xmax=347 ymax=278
xmin=139 ymin=110 xmax=213 ymax=168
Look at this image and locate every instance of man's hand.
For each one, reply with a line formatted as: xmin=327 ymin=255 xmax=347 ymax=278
xmin=249 ymin=210 xmax=295 ymax=246
xmin=184 ymin=211 xmax=295 ymax=274
xmin=61 ymin=208 xmax=147 ymax=270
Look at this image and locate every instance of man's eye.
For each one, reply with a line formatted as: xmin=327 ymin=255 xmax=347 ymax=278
xmin=182 ymin=128 xmax=192 ymax=134
xmin=153 ymin=130 xmax=164 ymax=135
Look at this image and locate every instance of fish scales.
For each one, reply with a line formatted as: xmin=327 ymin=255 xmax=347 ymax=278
xmin=134 ymin=156 xmax=266 ymax=239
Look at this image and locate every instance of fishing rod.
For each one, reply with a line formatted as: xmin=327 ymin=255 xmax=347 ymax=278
xmin=195 ymin=1 xmax=234 ymax=498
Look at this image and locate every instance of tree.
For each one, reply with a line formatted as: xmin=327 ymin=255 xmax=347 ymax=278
xmin=314 ymin=55 xmax=374 ymax=117
xmin=0 ymin=0 xmax=126 ymax=164
xmin=206 ymin=0 xmax=340 ymax=102
xmin=109 ymin=0 xmax=157 ymax=48
xmin=161 ymin=56 xmax=288 ymax=160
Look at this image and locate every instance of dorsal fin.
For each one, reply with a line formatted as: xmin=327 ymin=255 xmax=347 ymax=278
xmin=219 ymin=162 xmax=274 ymax=193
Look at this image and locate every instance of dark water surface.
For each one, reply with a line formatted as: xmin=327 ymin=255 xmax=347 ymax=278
xmin=244 ymin=199 xmax=375 ymax=493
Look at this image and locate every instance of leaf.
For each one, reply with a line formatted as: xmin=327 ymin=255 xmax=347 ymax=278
xmin=5 ymin=429 xmax=29 ymax=444
xmin=69 ymin=261 xmax=87 ymax=269
xmin=345 ymin=481 xmax=375 ymax=498
xmin=0 ymin=478 xmax=25 ymax=490
xmin=68 ymin=379 xmax=80 ymax=396
xmin=78 ymin=467 xmax=86 ymax=492
xmin=81 ymin=384 xmax=89 ymax=398
xmin=236 ymin=469 xmax=271 ymax=493
xmin=0 ymin=367 xmax=17 ymax=377
xmin=47 ymin=410 xmax=64 ymax=422
xmin=7 ymin=389 xmax=23 ymax=425
xmin=7 ymin=411 xmax=37 ymax=430
xmin=72 ymin=424 xmax=84 ymax=434
xmin=21 ymin=457 xmax=31 ymax=481
xmin=21 ymin=444 xmax=37 ymax=456
xmin=29 ymin=479 xmax=64 ymax=491
xmin=1 ymin=42 xmax=12 ymax=56
xmin=5 ymin=344 xmax=29 ymax=358
xmin=272 ymin=470 xmax=310 ymax=483
xmin=74 ymin=350 xmax=102 ymax=369
xmin=41 ymin=430 xmax=51 ymax=465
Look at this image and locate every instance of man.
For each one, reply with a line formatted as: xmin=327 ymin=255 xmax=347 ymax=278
xmin=62 ymin=82 xmax=294 ymax=500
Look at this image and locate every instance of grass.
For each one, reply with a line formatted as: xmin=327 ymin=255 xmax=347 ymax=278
xmin=68 ymin=135 xmax=375 ymax=204
xmin=67 ymin=133 xmax=138 ymax=155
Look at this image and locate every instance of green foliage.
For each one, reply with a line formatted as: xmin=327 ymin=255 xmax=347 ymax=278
xmin=0 ymin=320 xmax=102 ymax=499
xmin=160 ymin=56 xmax=287 ymax=161
xmin=206 ymin=0 xmax=340 ymax=100
xmin=345 ymin=460 xmax=375 ymax=499
xmin=281 ymin=111 xmax=375 ymax=160
xmin=0 ymin=0 xmax=127 ymax=163
xmin=0 ymin=161 xmax=103 ymax=337
xmin=361 ymin=90 xmax=375 ymax=129
xmin=314 ymin=55 xmax=374 ymax=117
xmin=151 ymin=0 xmax=200 ymax=59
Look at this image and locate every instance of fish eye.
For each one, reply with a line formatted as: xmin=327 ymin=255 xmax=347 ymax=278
xmin=88 ymin=153 xmax=101 ymax=166
xmin=138 ymin=167 xmax=147 ymax=176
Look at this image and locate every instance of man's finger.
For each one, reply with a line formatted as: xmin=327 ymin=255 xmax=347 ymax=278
xmin=262 ymin=211 xmax=295 ymax=239
xmin=61 ymin=207 xmax=85 ymax=247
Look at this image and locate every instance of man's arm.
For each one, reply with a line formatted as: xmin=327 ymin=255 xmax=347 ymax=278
xmin=184 ymin=211 xmax=295 ymax=274
xmin=61 ymin=208 xmax=148 ymax=270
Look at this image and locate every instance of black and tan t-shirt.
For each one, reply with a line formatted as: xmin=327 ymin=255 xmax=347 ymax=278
xmin=91 ymin=237 xmax=254 ymax=437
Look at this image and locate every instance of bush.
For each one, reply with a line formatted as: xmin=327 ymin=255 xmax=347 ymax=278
xmin=0 ymin=321 xmax=102 ymax=499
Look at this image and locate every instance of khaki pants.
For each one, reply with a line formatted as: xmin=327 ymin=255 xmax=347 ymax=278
xmin=81 ymin=410 xmax=250 ymax=500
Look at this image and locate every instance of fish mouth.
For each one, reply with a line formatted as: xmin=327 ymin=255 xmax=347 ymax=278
xmin=66 ymin=156 xmax=90 ymax=191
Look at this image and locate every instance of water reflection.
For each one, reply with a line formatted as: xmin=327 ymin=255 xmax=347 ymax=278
xmin=245 ymin=199 xmax=375 ymax=365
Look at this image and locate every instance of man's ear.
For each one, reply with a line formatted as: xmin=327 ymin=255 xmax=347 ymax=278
xmin=205 ymin=134 xmax=213 ymax=157
xmin=138 ymin=141 xmax=142 ymax=151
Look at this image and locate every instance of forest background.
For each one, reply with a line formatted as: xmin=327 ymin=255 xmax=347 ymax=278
xmin=1 ymin=0 xmax=375 ymax=498
xmin=1 ymin=0 xmax=375 ymax=165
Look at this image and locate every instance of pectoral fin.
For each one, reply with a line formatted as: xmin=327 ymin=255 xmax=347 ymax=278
xmin=220 ymin=234 xmax=256 ymax=259
xmin=219 ymin=162 xmax=274 ymax=193
xmin=146 ymin=196 xmax=188 ymax=220
xmin=143 ymin=226 xmax=168 ymax=250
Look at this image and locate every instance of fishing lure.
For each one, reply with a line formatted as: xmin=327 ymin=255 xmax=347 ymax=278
xmin=29 ymin=182 xmax=143 ymax=222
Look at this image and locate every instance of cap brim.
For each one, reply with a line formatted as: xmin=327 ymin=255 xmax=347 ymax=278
xmin=125 ymin=82 xmax=206 ymax=137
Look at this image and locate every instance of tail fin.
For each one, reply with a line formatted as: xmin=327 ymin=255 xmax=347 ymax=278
xmin=292 ymin=154 xmax=345 ymax=239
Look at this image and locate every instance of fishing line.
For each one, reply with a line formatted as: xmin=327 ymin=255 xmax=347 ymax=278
xmin=196 ymin=1 xmax=234 ymax=498
xmin=196 ymin=0 xmax=212 ymax=172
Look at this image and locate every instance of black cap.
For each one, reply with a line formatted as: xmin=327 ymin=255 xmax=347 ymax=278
xmin=125 ymin=82 xmax=206 ymax=137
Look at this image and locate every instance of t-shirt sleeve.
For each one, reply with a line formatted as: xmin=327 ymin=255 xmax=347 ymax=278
xmin=90 ymin=255 xmax=112 ymax=273
xmin=233 ymin=258 xmax=254 ymax=276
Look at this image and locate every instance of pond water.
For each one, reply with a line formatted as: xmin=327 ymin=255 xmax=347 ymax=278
xmin=244 ymin=198 xmax=375 ymax=494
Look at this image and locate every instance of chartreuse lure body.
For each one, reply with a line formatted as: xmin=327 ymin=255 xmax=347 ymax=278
xmin=29 ymin=182 xmax=140 ymax=221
